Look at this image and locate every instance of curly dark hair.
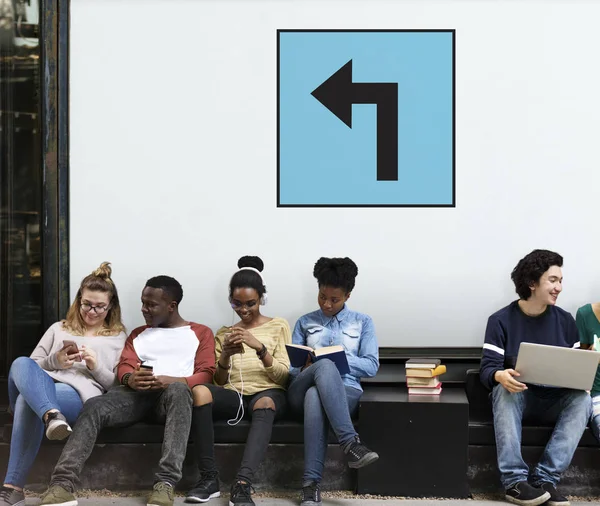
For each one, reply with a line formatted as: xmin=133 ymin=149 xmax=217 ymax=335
xmin=229 ymin=255 xmax=266 ymax=299
xmin=511 ymin=249 xmax=563 ymax=300
xmin=145 ymin=275 xmax=183 ymax=304
xmin=313 ymin=257 xmax=358 ymax=293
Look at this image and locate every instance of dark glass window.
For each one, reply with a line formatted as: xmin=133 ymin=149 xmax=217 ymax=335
xmin=0 ymin=0 xmax=43 ymax=377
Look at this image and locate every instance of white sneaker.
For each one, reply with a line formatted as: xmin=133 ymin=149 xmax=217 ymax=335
xmin=45 ymin=411 xmax=72 ymax=440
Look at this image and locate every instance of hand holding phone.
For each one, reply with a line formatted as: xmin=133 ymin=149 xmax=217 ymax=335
xmin=57 ymin=340 xmax=82 ymax=369
xmin=223 ymin=329 xmax=244 ymax=357
xmin=128 ymin=363 xmax=156 ymax=391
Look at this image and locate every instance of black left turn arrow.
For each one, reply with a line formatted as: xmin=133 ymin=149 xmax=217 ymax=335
xmin=311 ymin=59 xmax=399 ymax=181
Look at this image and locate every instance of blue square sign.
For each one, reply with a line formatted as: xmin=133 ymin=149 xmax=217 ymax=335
xmin=277 ymin=30 xmax=455 ymax=207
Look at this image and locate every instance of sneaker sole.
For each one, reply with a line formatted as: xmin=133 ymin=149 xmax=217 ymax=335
xmin=505 ymin=491 xmax=551 ymax=506
xmin=229 ymin=500 xmax=254 ymax=506
xmin=348 ymin=451 xmax=379 ymax=469
xmin=548 ymin=501 xmax=570 ymax=506
xmin=184 ymin=491 xmax=221 ymax=503
xmin=46 ymin=422 xmax=72 ymax=441
xmin=41 ymin=501 xmax=78 ymax=506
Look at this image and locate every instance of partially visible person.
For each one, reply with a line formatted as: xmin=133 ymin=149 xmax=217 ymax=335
xmin=288 ymin=257 xmax=379 ymax=506
xmin=576 ymin=302 xmax=600 ymax=442
xmin=39 ymin=275 xmax=215 ymax=506
xmin=480 ymin=249 xmax=591 ymax=506
xmin=186 ymin=256 xmax=291 ymax=506
xmin=0 ymin=262 xmax=127 ymax=506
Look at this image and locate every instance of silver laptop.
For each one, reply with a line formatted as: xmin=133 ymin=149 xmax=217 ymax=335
xmin=515 ymin=342 xmax=600 ymax=390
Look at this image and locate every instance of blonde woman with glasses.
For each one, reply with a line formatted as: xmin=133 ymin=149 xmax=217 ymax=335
xmin=0 ymin=263 xmax=127 ymax=506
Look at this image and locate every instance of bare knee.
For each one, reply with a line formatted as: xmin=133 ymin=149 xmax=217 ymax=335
xmin=192 ymin=385 xmax=213 ymax=407
xmin=253 ymin=396 xmax=276 ymax=411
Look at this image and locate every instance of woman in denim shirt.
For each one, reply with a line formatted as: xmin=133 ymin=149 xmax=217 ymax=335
xmin=288 ymin=257 xmax=380 ymax=506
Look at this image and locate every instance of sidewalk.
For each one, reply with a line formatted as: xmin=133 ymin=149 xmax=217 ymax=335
xmin=19 ymin=499 xmax=593 ymax=506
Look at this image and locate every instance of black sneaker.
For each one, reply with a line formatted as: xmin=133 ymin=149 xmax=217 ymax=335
xmin=539 ymin=482 xmax=570 ymax=506
xmin=343 ymin=436 xmax=379 ymax=469
xmin=0 ymin=486 xmax=25 ymax=506
xmin=185 ymin=473 xmax=220 ymax=503
xmin=228 ymin=481 xmax=254 ymax=506
xmin=505 ymin=481 xmax=551 ymax=506
xmin=300 ymin=481 xmax=321 ymax=506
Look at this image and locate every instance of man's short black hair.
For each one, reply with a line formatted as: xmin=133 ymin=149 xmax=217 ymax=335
xmin=145 ymin=275 xmax=183 ymax=304
xmin=511 ymin=249 xmax=563 ymax=300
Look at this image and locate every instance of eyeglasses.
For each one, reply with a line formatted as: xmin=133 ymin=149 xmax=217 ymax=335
xmin=81 ymin=303 xmax=109 ymax=314
xmin=230 ymin=300 xmax=258 ymax=310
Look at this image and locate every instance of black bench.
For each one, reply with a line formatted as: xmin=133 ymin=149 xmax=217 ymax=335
xmin=2 ymin=418 xmax=351 ymax=445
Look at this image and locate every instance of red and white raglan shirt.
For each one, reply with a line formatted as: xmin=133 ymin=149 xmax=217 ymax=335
xmin=117 ymin=323 xmax=216 ymax=388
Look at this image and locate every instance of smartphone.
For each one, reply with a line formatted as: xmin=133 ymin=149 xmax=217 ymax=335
xmin=62 ymin=340 xmax=82 ymax=361
xmin=140 ymin=363 xmax=154 ymax=372
xmin=224 ymin=330 xmax=245 ymax=353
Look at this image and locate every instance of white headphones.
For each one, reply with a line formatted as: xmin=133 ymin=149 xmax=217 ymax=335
xmin=238 ymin=267 xmax=268 ymax=305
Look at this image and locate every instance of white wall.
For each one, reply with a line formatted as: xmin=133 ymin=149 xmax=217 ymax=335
xmin=69 ymin=0 xmax=600 ymax=347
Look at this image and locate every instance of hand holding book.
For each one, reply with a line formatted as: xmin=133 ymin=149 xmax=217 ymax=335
xmin=286 ymin=344 xmax=350 ymax=375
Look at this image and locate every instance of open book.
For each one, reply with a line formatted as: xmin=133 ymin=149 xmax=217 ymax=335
xmin=286 ymin=344 xmax=350 ymax=375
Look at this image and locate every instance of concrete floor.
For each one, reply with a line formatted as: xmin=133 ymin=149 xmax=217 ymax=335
xmin=18 ymin=498 xmax=596 ymax=506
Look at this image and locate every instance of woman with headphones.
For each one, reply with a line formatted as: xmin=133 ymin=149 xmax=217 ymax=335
xmin=185 ymin=256 xmax=291 ymax=506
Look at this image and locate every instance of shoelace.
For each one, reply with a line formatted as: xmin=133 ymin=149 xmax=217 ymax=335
xmin=348 ymin=441 xmax=370 ymax=459
xmin=0 ymin=487 xmax=15 ymax=500
xmin=231 ymin=481 xmax=254 ymax=500
xmin=154 ymin=482 xmax=173 ymax=498
xmin=45 ymin=411 xmax=62 ymax=426
xmin=302 ymin=483 xmax=320 ymax=501
xmin=194 ymin=474 xmax=218 ymax=492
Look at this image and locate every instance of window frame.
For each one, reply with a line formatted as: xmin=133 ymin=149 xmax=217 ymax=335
xmin=40 ymin=0 xmax=70 ymax=328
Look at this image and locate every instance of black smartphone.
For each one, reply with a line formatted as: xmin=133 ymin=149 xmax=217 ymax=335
xmin=140 ymin=363 xmax=154 ymax=372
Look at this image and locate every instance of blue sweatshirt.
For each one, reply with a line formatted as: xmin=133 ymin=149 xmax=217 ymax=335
xmin=480 ymin=300 xmax=579 ymax=390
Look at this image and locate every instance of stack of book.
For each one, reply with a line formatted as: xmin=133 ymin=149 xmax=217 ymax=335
xmin=405 ymin=358 xmax=446 ymax=395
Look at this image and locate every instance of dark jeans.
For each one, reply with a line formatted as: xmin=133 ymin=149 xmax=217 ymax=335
xmin=51 ymin=382 xmax=193 ymax=491
xmin=204 ymin=384 xmax=286 ymax=421
xmin=192 ymin=384 xmax=286 ymax=484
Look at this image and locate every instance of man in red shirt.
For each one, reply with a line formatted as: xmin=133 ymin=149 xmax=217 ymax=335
xmin=39 ymin=276 xmax=215 ymax=506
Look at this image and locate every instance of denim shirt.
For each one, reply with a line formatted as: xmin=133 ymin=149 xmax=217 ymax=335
xmin=290 ymin=305 xmax=379 ymax=392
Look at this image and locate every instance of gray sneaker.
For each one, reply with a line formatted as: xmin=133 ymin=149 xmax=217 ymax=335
xmin=39 ymin=485 xmax=78 ymax=506
xmin=0 ymin=486 xmax=25 ymax=506
xmin=45 ymin=411 xmax=72 ymax=440
xmin=147 ymin=482 xmax=174 ymax=506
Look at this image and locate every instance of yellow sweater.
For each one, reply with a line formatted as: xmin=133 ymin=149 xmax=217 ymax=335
xmin=214 ymin=317 xmax=291 ymax=395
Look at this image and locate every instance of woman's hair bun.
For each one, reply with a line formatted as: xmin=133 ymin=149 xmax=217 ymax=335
xmin=92 ymin=262 xmax=112 ymax=279
xmin=238 ymin=256 xmax=264 ymax=272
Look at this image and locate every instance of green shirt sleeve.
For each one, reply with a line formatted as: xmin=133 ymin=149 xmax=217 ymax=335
xmin=576 ymin=306 xmax=592 ymax=345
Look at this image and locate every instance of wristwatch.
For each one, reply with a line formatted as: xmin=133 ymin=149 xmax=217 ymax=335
xmin=257 ymin=344 xmax=268 ymax=360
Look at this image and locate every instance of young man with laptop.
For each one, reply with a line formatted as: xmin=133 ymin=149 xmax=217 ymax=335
xmin=480 ymin=249 xmax=592 ymax=506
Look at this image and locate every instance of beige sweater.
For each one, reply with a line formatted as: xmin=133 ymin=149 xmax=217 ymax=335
xmin=31 ymin=321 xmax=127 ymax=402
xmin=215 ymin=317 xmax=291 ymax=395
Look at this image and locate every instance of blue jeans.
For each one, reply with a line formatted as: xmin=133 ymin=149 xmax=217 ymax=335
xmin=491 ymin=384 xmax=591 ymax=489
xmin=3 ymin=357 xmax=83 ymax=488
xmin=287 ymin=359 xmax=362 ymax=483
